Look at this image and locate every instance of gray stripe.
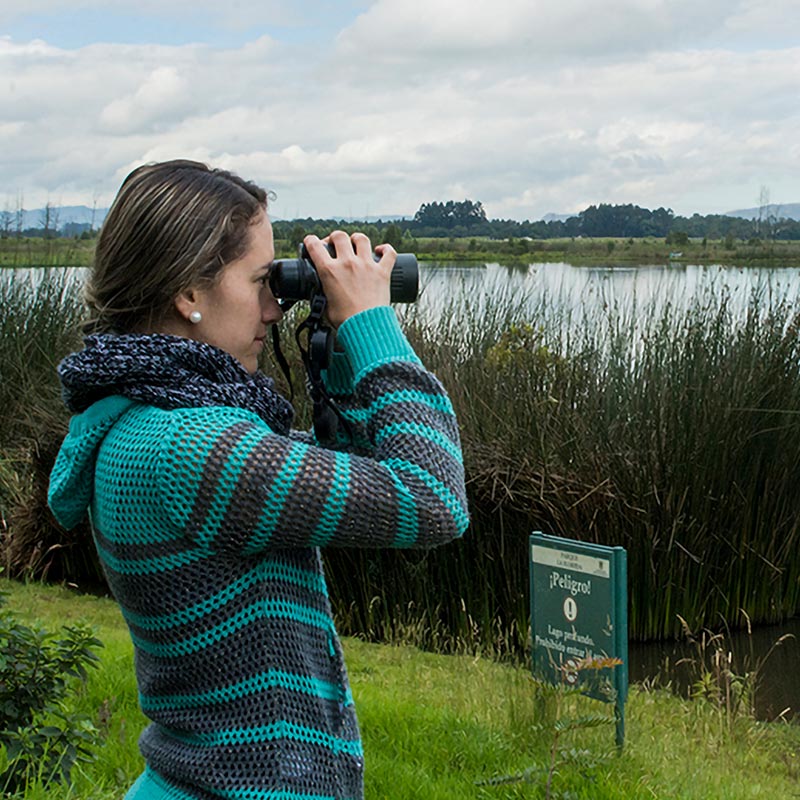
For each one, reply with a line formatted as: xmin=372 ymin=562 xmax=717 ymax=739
xmin=183 ymin=420 xmax=255 ymax=542
xmin=218 ymin=434 xmax=332 ymax=550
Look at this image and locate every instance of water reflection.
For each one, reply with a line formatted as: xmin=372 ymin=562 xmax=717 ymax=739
xmin=417 ymin=260 xmax=800 ymax=323
xmin=9 ymin=261 xmax=800 ymax=719
xmin=629 ymin=619 xmax=800 ymax=722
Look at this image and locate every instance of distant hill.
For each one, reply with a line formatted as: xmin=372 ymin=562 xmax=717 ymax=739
xmin=13 ymin=206 xmax=410 ymax=231
xmin=724 ymin=203 xmax=800 ymax=221
xmin=541 ymin=212 xmax=575 ymax=222
xmin=7 ymin=205 xmax=110 ymax=231
xmin=8 ymin=202 xmax=800 ymax=234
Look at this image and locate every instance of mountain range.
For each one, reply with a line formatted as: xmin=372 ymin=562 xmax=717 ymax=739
xmin=723 ymin=203 xmax=800 ymax=221
xmin=7 ymin=202 xmax=800 ymax=231
xmin=7 ymin=205 xmax=110 ymax=231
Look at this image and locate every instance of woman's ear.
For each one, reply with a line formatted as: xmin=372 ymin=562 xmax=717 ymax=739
xmin=173 ymin=288 xmax=201 ymax=324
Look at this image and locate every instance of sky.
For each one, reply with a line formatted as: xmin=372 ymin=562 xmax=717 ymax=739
xmin=1 ymin=0 xmax=799 ymax=222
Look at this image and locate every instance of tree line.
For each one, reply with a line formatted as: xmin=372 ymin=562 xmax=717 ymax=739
xmin=273 ymin=200 xmax=800 ymax=242
xmin=6 ymin=197 xmax=800 ymax=242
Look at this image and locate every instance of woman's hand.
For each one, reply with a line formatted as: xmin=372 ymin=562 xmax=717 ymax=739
xmin=303 ymin=231 xmax=396 ymax=328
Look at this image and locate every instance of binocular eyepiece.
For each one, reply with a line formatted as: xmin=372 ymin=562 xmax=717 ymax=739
xmin=270 ymin=243 xmax=419 ymax=304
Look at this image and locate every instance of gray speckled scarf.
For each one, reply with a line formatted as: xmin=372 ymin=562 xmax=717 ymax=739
xmin=58 ymin=333 xmax=294 ymax=435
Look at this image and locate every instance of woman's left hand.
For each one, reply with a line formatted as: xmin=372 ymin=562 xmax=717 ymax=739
xmin=303 ymin=231 xmax=396 ymax=328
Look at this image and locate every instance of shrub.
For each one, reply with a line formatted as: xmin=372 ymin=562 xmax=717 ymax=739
xmin=0 ymin=586 xmax=103 ymax=794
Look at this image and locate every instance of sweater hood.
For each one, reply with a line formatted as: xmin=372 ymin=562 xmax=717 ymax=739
xmin=48 ymin=395 xmax=136 ymax=530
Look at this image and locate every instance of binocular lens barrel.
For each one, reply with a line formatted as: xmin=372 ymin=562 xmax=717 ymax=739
xmin=270 ymin=249 xmax=419 ymax=304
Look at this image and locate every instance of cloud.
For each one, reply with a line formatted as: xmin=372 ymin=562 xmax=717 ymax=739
xmin=99 ymin=67 xmax=189 ymax=132
xmin=1 ymin=1 xmax=799 ymax=220
xmin=0 ymin=1 xmax=300 ymax=28
xmin=722 ymin=0 xmax=800 ymax=44
xmin=334 ymin=0 xmax=739 ymax=68
xmin=0 ymin=0 xmax=369 ymax=38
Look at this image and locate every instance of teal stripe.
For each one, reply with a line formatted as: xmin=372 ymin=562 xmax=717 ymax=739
xmin=123 ymin=561 xmax=327 ymax=632
xmin=140 ymin=669 xmax=353 ymax=711
xmin=370 ymin=389 xmax=455 ymax=417
xmin=341 ymin=407 xmax=369 ymax=424
xmin=389 ymin=470 xmax=420 ymax=547
xmin=96 ymin=542 xmax=205 ymax=576
xmin=225 ymin=793 xmax=340 ymax=800
xmin=191 ymin=422 xmax=268 ymax=542
xmin=244 ymin=441 xmax=307 ymax=553
xmin=140 ymin=766 xmax=345 ymax=800
xmin=340 ymin=389 xmax=456 ymax=425
xmin=375 ymin=421 xmax=463 ymax=463
xmin=386 ymin=458 xmax=470 ymax=533
xmin=131 ymin=600 xmax=332 ymax=657
xmin=313 ymin=452 xmax=350 ymax=545
xmin=173 ymin=720 xmax=363 ymax=757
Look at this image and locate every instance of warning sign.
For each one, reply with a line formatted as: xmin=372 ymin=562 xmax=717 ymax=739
xmin=530 ymin=532 xmax=628 ymax=746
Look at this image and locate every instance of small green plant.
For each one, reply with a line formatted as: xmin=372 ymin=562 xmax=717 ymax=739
xmin=0 ymin=584 xmax=103 ymax=794
xmin=479 ymin=656 xmax=621 ymax=799
xmin=677 ymin=613 xmax=794 ymax=731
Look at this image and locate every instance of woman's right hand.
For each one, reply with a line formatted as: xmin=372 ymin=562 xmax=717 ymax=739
xmin=303 ymin=231 xmax=396 ymax=328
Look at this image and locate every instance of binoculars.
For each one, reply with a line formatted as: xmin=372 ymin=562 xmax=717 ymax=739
xmin=270 ymin=243 xmax=419 ymax=304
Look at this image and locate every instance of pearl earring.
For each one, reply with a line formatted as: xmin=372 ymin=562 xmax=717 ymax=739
xmin=189 ymin=311 xmax=202 ymax=324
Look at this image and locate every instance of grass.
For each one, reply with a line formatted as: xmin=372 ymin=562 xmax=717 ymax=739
xmin=0 ymin=239 xmax=95 ymax=268
xmin=0 ymin=268 xmax=96 ymax=588
xmin=5 ymin=235 xmax=800 ymax=269
xmin=5 ymin=261 xmax=800 ymax=650
xmin=417 ymin=236 xmax=800 ymax=265
xmin=3 ymin=579 xmax=800 ymax=800
xmin=325 ymin=277 xmax=800 ymax=648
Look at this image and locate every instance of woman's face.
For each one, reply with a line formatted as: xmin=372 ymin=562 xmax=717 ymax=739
xmin=189 ymin=212 xmax=283 ymax=373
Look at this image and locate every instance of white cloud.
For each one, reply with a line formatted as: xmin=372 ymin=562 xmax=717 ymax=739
xmin=0 ymin=1 xmax=310 ymax=29
xmin=100 ymin=67 xmax=189 ymax=132
xmin=335 ymin=0 xmax=740 ymax=67
xmin=1 ymin=1 xmax=799 ymax=220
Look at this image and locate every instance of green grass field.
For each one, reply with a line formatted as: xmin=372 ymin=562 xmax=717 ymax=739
xmin=3 ymin=580 xmax=799 ymax=799
xmin=4 ymin=234 xmax=800 ymax=268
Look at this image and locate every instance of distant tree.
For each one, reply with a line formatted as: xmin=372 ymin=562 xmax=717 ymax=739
xmin=14 ymin=192 xmax=24 ymax=239
xmin=665 ymin=230 xmax=689 ymax=246
xmin=288 ymin=224 xmax=306 ymax=252
xmin=0 ymin=200 xmax=11 ymax=238
xmin=63 ymin=222 xmax=91 ymax=238
xmin=382 ymin=223 xmax=403 ymax=249
xmin=40 ymin=199 xmax=60 ymax=239
xmin=412 ymin=199 xmax=487 ymax=230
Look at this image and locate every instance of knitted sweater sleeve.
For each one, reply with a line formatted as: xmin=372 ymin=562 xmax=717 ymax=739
xmin=158 ymin=307 xmax=469 ymax=553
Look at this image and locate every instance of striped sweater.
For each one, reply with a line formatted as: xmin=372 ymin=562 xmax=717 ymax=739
xmin=48 ymin=306 xmax=469 ymax=800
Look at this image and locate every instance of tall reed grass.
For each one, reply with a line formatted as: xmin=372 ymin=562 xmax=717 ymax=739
xmin=327 ymin=275 xmax=800 ymax=648
xmin=0 ymin=269 xmax=94 ymax=584
xmin=3 ymin=267 xmax=800 ymax=647
xmin=0 ymin=239 xmax=94 ymax=268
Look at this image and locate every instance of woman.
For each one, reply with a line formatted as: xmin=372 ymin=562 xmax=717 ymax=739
xmin=48 ymin=159 xmax=469 ymax=799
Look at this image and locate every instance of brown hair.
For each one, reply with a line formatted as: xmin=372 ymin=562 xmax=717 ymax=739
xmin=85 ymin=159 xmax=269 ymax=333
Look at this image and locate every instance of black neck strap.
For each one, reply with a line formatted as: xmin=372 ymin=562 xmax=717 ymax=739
xmin=289 ymin=292 xmax=353 ymax=447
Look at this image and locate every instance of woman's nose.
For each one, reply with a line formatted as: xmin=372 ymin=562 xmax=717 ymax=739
xmin=262 ymin=291 xmax=283 ymax=323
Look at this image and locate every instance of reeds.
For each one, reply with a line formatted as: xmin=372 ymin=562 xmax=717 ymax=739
xmin=3 ymin=267 xmax=800 ymax=648
xmin=328 ymin=272 xmax=800 ymax=648
xmin=0 ymin=269 xmax=95 ymax=584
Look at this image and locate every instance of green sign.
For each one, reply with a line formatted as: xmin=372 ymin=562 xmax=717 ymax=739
xmin=529 ymin=531 xmax=628 ymax=747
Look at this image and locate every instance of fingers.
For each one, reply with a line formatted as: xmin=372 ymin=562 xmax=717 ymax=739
xmin=373 ymin=242 xmax=397 ymax=271
xmin=305 ymin=230 xmax=376 ymax=261
xmin=301 ymin=231 xmax=394 ymax=326
xmin=350 ymin=232 xmax=372 ymax=259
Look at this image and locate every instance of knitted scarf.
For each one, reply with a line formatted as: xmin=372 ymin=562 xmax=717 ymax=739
xmin=58 ymin=333 xmax=295 ymax=435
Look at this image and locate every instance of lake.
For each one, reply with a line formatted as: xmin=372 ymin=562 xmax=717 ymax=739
xmin=416 ymin=260 xmax=800 ymax=322
xmin=8 ymin=260 xmax=800 ymax=720
xmin=12 ymin=259 xmax=800 ymax=320
xmin=419 ymin=259 xmax=800 ymax=721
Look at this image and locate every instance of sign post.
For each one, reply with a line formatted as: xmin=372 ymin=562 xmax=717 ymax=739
xmin=529 ymin=531 xmax=628 ymax=747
